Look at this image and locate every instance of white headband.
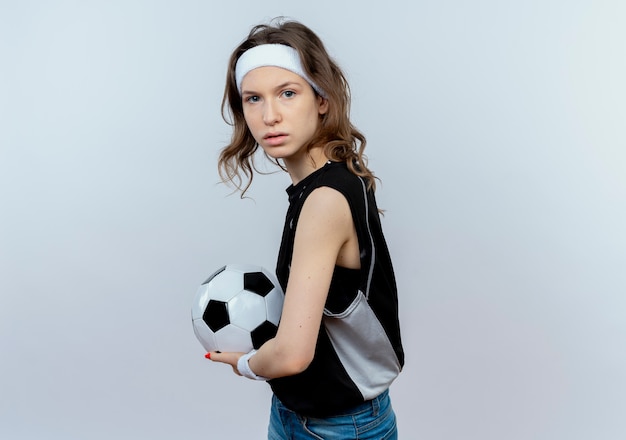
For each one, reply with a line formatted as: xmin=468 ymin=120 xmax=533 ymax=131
xmin=235 ymin=44 xmax=325 ymax=97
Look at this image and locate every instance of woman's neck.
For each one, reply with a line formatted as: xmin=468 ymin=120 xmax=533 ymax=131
xmin=284 ymin=148 xmax=328 ymax=185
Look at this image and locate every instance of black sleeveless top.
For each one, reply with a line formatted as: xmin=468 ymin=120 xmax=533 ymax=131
xmin=269 ymin=161 xmax=404 ymax=417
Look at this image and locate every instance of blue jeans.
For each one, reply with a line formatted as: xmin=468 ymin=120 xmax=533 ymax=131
xmin=268 ymin=389 xmax=398 ymax=439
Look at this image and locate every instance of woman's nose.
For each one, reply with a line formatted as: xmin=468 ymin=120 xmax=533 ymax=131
xmin=263 ymin=101 xmax=281 ymax=125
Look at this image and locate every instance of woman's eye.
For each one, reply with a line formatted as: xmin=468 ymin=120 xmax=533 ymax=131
xmin=282 ymin=90 xmax=296 ymax=98
xmin=245 ymin=95 xmax=260 ymax=103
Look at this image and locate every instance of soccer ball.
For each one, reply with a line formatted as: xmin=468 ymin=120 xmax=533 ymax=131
xmin=191 ymin=264 xmax=284 ymax=353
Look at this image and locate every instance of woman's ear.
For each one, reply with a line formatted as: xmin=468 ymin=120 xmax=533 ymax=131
xmin=317 ymin=96 xmax=329 ymax=115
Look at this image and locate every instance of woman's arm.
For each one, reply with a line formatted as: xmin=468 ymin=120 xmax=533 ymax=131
xmin=209 ymin=186 xmax=357 ymax=378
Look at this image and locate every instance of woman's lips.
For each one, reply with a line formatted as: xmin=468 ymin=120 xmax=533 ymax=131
xmin=263 ymin=133 xmax=288 ymax=146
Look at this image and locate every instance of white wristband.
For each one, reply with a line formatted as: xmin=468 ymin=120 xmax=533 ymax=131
xmin=237 ymin=350 xmax=268 ymax=381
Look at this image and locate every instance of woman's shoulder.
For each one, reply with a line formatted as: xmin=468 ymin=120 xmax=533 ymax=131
xmin=289 ymin=161 xmax=368 ymax=209
xmin=317 ymin=161 xmax=368 ymax=195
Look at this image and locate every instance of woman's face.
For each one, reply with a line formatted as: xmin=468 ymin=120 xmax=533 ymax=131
xmin=241 ymin=66 xmax=328 ymax=165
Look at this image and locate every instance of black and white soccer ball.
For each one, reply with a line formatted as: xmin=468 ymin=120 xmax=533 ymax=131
xmin=192 ymin=264 xmax=284 ymax=353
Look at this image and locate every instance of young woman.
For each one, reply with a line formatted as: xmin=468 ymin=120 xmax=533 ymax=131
xmin=208 ymin=19 xmax=404 ymax=439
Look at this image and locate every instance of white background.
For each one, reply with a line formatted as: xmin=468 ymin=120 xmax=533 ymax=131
xmin=1 ymin=1 xmax=625 ymax=439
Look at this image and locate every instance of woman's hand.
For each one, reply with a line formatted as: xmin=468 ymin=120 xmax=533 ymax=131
xmin=205 ymin=351 xmax=245 ymax=376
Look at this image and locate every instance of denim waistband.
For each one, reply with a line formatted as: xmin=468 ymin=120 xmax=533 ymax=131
xmin=332 ymin=388 xmax=389 ymax=418
xmin=273 ymin=388 xmax=390 ymax=419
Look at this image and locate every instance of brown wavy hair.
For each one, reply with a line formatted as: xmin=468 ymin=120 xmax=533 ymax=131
xmin=218 ymin=18 xmax=376 ymax=196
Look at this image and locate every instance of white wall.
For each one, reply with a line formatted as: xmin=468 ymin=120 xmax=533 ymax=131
xmin=1 ymin=1 xmax=625 ymax=439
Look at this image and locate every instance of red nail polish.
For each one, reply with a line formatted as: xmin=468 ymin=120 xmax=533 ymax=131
xmin=205 ymin=353 xmax=211 ymax=359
